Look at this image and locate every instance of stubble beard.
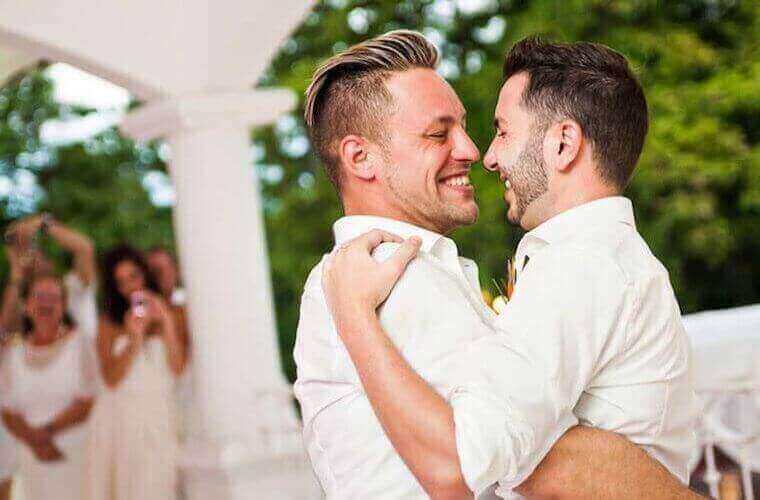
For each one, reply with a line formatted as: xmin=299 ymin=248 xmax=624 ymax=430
xmin=386 ymin=178 xmax=473 ymax=234
xmin=509 ymin=132 xmax=549 ymax=225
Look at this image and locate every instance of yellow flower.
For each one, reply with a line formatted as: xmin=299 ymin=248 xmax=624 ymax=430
xmin=492 ymin=295 xmax=508 ymax=314
xmin=486 ymin=257 xmax=517 ymax=315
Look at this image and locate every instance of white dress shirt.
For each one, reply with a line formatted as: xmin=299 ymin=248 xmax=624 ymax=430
xmin=294 ymin=215 xmax=498 ymax=499
xmin=450 ymin=197 xmax=699 ymax=496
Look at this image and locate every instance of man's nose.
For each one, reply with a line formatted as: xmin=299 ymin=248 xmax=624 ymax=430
xmin=452 ymin=129 xmax=480 ymax=164
xmin=483 ymin=141 xmax=499 ymax=172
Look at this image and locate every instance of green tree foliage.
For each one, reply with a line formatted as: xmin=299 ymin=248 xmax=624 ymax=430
xmin=0 ymin=68 xmax=173 ymax=269
xmin=2 ymin=1 xmax=758 ymax=382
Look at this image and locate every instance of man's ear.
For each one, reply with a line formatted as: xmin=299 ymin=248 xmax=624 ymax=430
xmin=339 ymin=135 xmax=375 ymax=181
xmin=544 ymin=119 xmax=583 ymax=173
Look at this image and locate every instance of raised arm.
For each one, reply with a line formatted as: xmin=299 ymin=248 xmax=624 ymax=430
xmin=151 ymin=294 xmax=186 ymax=376
xmin=45 ymin=217 xmax=97 ymax=286
xmin=0 ymin=245 xmax=27 ymax=333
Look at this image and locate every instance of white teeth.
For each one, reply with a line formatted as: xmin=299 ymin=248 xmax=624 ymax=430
xmin=504 ymin=180 xmax=512 ymax=190
xmin=444 ymin=175 xmax=470 ymax=187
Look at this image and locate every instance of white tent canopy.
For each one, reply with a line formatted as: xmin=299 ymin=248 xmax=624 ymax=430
xmin=684 ymin=304 xmax=760 ymax=391
xmin=683 ymin=304 xmax=760 ymax=498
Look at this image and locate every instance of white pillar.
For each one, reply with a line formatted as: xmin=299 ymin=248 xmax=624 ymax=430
xmin=121 ymin=91 xmax=319 ymax=499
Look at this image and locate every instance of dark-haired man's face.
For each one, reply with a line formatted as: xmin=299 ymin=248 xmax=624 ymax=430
xmin=377 ymin=68 xmax=480 ymax=234
xmin=484 ymin=73 xmax=550 ymax=230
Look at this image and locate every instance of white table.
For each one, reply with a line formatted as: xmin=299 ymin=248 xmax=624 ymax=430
xmin=684 ymin=304 xmax=760 ymax=498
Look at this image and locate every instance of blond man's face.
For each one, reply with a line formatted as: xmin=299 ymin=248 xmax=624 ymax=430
xmin=373 ymin=68 xmax=481 ymax=234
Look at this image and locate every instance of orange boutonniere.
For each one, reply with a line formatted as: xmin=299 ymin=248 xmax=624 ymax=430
xmin=487 ymin=258 xmax=516 ymax=315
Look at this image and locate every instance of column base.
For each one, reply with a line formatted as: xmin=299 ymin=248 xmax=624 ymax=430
xmin=180 ymin=437 xmax=321 ymax=500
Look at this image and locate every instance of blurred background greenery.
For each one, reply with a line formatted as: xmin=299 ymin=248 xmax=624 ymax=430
xmin=1 ymin=0 xmax=758 ymax=382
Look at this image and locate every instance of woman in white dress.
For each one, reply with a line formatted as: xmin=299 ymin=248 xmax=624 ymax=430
xmin=0 ymin=272 xmax=96 ymax=500
xmin=87 ymin=245 xmax=187 ymax=500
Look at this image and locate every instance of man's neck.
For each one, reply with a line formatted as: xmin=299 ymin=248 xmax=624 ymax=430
xmin=532 ymin=183 xmax=620 ymax=230
xmin=342 ymin=205 xmax=446 ymax=236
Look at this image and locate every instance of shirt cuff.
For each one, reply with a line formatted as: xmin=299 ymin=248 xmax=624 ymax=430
xmin=449 ymin=385 xmax=535 ymax=496
xmin=495 ymin=414 xmax=577 ymax=494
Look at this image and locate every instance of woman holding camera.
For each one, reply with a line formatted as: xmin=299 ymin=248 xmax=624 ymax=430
xmin=0 ymin=272 xmax=96 ymax=500
xmin=86 ymin=245 xmax=186 ymax=500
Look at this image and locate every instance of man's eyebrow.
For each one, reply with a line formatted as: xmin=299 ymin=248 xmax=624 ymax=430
xmin=429 ymin=112 xmax=467 ymax=127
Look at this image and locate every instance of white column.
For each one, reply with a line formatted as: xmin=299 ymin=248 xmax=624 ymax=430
xmin=121 ymin=91 xmax=319 ymax=499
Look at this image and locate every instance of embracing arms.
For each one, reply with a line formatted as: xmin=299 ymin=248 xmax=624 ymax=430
xmin=322 ymin=230 xmax=702 ymax=499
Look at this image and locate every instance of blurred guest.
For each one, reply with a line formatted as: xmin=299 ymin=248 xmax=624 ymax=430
xmin=87 ymin=245 xmax=186 ymax=500
xmin=2 ymin=214 xmax=98 ymax=339
xmin=0 ymin=273 xmax=96 ymax=500
xmin=146 ymin=247 xmax=193 ymax=436
xmin=146 ymin=246 xmax=185 ymax=306
xmin=0 ymin=328 xmax=15 ymax=500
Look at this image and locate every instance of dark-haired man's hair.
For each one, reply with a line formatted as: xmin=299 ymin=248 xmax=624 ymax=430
xmin=504 ymin=37 xmax=648 ymax=189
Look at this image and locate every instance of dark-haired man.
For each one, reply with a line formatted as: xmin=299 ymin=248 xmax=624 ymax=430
xmin=298 ymin=31 xmax=699 ymax=499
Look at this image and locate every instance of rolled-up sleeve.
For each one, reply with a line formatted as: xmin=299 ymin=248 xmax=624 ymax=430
xmin=449 ymin=245 xmax=630 ymax=493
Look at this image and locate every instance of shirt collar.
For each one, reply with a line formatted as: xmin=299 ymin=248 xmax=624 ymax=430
xmin=516 ymin=196 xmax=636 ymax=265
xmin=332 ymin=215 xmax=459 ymax=263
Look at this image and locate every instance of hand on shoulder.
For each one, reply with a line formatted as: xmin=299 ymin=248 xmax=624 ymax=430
xmin=322 ymin=229 xmax=422 ymax=329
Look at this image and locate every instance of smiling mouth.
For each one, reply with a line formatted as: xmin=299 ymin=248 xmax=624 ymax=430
xmin=441 ymin=174 xmax=471 ymax=188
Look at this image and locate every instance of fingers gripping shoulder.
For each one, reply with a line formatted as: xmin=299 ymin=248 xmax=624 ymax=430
xmin=370 ymin=241 xmax=404 ymax=263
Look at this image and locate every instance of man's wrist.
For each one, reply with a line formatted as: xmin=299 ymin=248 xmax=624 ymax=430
xmin=334 ymin=307 xmax=381 ymax=343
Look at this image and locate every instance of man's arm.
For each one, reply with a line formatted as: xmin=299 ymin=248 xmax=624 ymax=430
xmin=520 ymin=426 xmax=705 ymax=499
xmin=324 ymin=231 xmax=468 ymax=498
xmin=333 ymin=312 xmax=703 ymax=500
xmin=335 ymin=310 xmax=470 ymax=499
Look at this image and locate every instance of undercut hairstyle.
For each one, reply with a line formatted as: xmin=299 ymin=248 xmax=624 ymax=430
xmin=503 ymin=37 xmax=649 ymax=189
xmin=304 ymin=30 xmax=439 ymax=191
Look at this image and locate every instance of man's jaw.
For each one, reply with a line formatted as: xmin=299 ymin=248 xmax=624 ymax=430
xmin=499 ymin=170 xmax=523 ymax=226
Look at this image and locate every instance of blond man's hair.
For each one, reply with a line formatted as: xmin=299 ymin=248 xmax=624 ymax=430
xmin=304 ymin=30 xmax=439 ymax=190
